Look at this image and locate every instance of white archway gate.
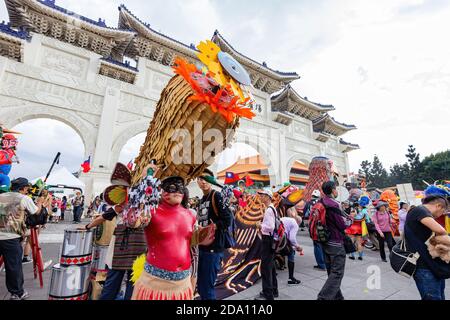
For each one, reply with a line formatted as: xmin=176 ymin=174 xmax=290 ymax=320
xmin=0 ymin=32 xmax=353 ymax=201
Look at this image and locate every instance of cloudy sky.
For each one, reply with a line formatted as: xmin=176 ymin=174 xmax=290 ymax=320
xmin=2 ymin=0 xmax=450 ymax=179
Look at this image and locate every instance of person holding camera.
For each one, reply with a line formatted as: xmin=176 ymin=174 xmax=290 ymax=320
xmin=0 ymin=178 xmax=43 ymax=300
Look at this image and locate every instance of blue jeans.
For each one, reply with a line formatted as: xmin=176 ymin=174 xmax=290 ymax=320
xmin=73 ymin=206 xmax=83 ymax=222
xmin=197 ymin=251 xmax=223 ymax=300
xmin=99 ymin=268 xmax=134 ymax=300
xmin=313 ymin=241 xmax=326 ymax=269
xmin=414 ymin=268 xmax=446 ymax=300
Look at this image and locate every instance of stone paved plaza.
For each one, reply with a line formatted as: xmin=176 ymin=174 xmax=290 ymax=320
xmin=1 ymin=214 xmax=448 ymax=301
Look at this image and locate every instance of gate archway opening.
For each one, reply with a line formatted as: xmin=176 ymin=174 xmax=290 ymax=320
xmin=10 ymin=118 xmax=86 ymax=183
xmin=117 ymin=132 xmax=146 ymax=166
xmin=289 ymin=160 xmax=310 ymax=188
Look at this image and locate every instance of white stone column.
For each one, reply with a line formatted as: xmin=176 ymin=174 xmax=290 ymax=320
xmin=278 ymin=129 xmax=289 ymax=185
xmin=344 ymin=152 xmax=351 ymax=177
xmin=135 ymin=57 xmax=150 ymax=88
xmin=92 ymin=87 xmax=120 ymax=169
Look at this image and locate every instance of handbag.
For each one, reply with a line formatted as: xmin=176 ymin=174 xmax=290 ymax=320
xmin=390 ymin=236 xmax=420 ymax=278
xmin=343 ymin=235 xmax=357 ymax=254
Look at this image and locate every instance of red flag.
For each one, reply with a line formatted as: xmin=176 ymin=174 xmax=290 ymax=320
xmin=127 ymin=160 xmax=134 ymax=171
xmin=245 ymin=175 xmax=254 ymax=187
xmin=81 ymin=156 xmax=91 ymax=173
xmin=225 ymin=172 xmax=240 ymax=185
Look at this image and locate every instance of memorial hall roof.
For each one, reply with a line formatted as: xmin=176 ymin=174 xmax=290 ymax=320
xmin=271 ymin=85 xmax=335 ymax=121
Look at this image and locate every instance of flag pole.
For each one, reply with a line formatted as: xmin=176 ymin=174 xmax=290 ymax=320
xmin=37 ymin=152 xmax=61 ymax=197
xmin=43 ymin=152 xmax=61 ymax=183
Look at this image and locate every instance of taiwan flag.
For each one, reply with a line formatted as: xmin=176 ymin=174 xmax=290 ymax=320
xmin=225 ymin=172 xmax=240 ymax=185
xmin=81 ymin=156 xmax=91 ymax=173
xmin=245 ymin=175 xmax=255 ymax=187
xmin=127 ymin=160 xmax=134 ymax=171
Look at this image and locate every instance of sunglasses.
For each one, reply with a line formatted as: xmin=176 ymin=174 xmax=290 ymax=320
xmin=162 ymin=183 xmax=185 ymax=194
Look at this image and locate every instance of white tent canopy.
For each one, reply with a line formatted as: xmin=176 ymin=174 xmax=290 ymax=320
xmin=32 ymin=166 xmax=85 ymax=191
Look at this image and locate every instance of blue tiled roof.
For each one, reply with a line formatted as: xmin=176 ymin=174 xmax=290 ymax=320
xmin=101 ymin=57 xmax=139 ymax=72
xmin=0 ymin=21 xmax=30 ymax=40
xmin=38 ymin=0 xmax=108 ymax=27
xmin=119 ymin=5 xmax=198 ymax=53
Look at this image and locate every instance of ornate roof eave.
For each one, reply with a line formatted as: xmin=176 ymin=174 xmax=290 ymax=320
xmin=6 ymin=0 xmax=136 ymax=58
xmin=212 ymin=31 xmax=300 ymax=83
xmin=271 ymin=85 xmax=336 ymax=120
xmin=339 ymin=139 xmax=360 ymax=153
xmin=100 ymin=57 xmax=138 ymax=73
xmin=118 ymin=5 xmax=198 ymax=61
xmin=272 ymin=85 xmax=335 ymax=112
xmin=313 ymin=114 xmax=357 ymax=136
xmin=313 ymin=130 xmax=332 ymax=143
xmin=7 ymin=0 xmax=135 ymax=37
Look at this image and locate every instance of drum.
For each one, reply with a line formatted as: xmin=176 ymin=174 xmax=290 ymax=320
xmin=60 ymin=229 xmax=94 ymax=267
xmin=48 ymin=264 xmax=91 ymax=300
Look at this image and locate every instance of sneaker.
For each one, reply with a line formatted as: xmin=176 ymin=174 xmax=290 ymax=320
xmin=273 ymin=292 xmax=279 ymax=298
xmin=43 ymin=260 xmax=53 ymax=271
xmin=288 ymin=278 xmax=301 ymax=285
xmin=382 ymin=259 xmax=388 ymax=263
xmin=22 ymin=256 xmax=32 ymax=264
xmin=10 ymin=291 xmax=30 ymax=300
xmin=358 ymin=257 xmax=363 ymax=261
xmin=349 ymin=256 xmax=355 ymax=260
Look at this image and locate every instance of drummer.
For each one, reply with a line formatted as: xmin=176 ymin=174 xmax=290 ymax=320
xmin=83 ymin=204 xmax=147 ymax=300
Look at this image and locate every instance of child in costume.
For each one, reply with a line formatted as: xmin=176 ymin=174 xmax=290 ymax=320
xmin=346 ymin=196 xmax=371 ymax=261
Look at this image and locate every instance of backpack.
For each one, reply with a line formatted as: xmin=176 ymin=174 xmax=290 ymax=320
xmin=211 ymin=191 xmax=237 ymax=249
xmin=0 ymin=193 xmax=28 ymax=237
xmin=308 ymin=200 xmax=330 ymax=243
xmin=268 ymin=207 xmax=287 ymax=252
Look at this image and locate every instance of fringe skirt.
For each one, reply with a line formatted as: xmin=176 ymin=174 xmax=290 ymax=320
xmin=132 ymin=270 xmax=193 ymax=301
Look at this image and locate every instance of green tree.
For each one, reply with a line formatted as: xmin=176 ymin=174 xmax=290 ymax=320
xmin=419 ymin=150 xmax=450 ymax=186
xmin=370 ymin=155 xmax=389 ymax=188
xmin=359 ymin=160 xmax=372 ymax=186
xmin=405 ymin=145 xmax=422 ymax=188
xmin=389 ymin=163 xmax=410 ymax=186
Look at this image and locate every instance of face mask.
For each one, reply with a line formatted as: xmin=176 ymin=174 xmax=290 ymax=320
xmin=162 ymin=183 xmax=185 ymax=194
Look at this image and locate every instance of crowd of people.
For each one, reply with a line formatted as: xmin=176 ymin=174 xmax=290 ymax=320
xmin=0 ymin=167 xmax=449 ymax=301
